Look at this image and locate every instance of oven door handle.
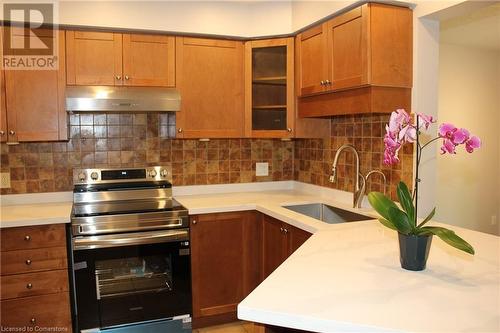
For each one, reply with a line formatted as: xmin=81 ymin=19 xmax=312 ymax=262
xmin=73 ymin=229 xmax=189 ymax=250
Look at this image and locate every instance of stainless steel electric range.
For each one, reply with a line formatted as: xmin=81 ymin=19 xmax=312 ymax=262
xmin=69 ymin=166 xmax=192 ymax=333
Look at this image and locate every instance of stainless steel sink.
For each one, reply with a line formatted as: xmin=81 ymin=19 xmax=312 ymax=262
xmin=283 ymin=203 xmax=373 ymax=224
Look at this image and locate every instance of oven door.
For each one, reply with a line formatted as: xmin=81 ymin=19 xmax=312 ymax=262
xmin=72 ymin=229 xmax=191 ymax=331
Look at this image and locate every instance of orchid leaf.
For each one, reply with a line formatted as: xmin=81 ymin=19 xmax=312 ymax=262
xmin=396 ymin=182 xmax=415 ymax=229
xmin=367 ymin=192 xmax=399 ymax=221
xmin=387 ymin=207 xmax=412 ymax=235
xmin=416 ymin=207 xmax=436 ymax=229
xmin=378 ymin=218 xmax=397 ymax=231
xmin=418 ymin=226 xmax=475 ymax=255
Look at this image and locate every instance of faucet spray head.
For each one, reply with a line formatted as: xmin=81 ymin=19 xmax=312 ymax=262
xmin=329 ymin=167 xmax=337 ymax=183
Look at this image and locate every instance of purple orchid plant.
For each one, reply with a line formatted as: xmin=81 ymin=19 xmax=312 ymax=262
xmin=368 ymin=109 xmax=481 ymax=254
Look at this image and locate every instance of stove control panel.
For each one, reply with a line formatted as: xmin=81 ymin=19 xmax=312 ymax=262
xmin=73 ymin=166 xmax=171 ymax=185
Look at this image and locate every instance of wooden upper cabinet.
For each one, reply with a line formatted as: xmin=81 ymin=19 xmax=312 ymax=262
xmin=297 ymin=3 xmax=412 ymax=97
xmin=175 ymin=37 xmax=244 ymax=138
xmin=296 ymin=24 xmax=328 ymax=96
xmin=326 ymin=6 xmax=368 ymax=90
xmin=122 ymin=34 xmax=175 ymax=87
xmin=244 ymin=38 xmax=294 ymax=139
xmin=369 ymin=3 xmax=413 ymax=87
xmin=4 ymin=30 xmax=67 ymax=142
xmin=66 ymin=31 xmax=175 ymax=87
xmin=66 ymin=31 xmax=123 ymax=86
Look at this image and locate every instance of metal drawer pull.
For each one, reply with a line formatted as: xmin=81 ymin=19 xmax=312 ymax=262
xmin=73 ymin=229 xmax=189 ymax=250
xmin=24 ymin=235 xmax=31 ymax=241
xmin=25 ymin=259 xmax=32 ymax=265
xmin=30 ymin=318 xmax=36 ymax=325
xmin=26 ymin=283 xmax=33 ymax=289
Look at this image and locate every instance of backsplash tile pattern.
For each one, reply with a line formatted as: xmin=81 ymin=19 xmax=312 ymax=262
xmin=0 ymin=113 xmax=293 ymax=194
xmin=294 ymin=114 xmax=414 ymax=201
xmin=1 ymin=113 xmax=412 ymax=199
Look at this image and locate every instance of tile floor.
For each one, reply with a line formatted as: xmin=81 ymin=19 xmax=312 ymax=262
xmin=194 ymin=321 xmax=255 ymax=333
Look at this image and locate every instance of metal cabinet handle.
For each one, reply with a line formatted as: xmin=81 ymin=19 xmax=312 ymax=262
xmin=320 ymin=80 xmax=325 ymax=86
xmin=283 ymin=228 xmax=288 ymax=234
xmin=24 ymin=235 xmax=31 ymax=241
xmin=325 ymin=79 xmax=331 ymax=85
xmin=287 ymin=128 xmax=292 ymax=133
xmin=280 ymin=227 xmax=284 ymax=233
xmin=25 ymin=259 xmax=32 ymax=265
xmin=0 ymin=130 xmax=4 ymax=136
xmin=192 ymin=220 xmax=197 ymax=225
xmin=125 ymin=75 xmax=130 ymax=80
xmin=30 ymin=318 xmax=36 ymax=325
xmin=26 ymin=283 xmax=33 ymax=289
xmin=178 ymin=128 xmax=183 ymax=133
xmin=9 ymin=130 xmax=15 ymax=135
xmin=115 ymin=75 xmax=122 ymax=80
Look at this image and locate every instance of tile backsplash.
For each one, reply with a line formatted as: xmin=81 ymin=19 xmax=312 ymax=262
xmin=0 ymin=113 xmax=293 ymax=194
xmin=294 ymin=114 xmax=413 ymax=201
xmin=0 ymin=113 xmax=412 ymax=200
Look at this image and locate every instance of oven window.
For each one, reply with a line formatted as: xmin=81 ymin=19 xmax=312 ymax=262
xmin=95 ymin=255 xmax=172 ymax=299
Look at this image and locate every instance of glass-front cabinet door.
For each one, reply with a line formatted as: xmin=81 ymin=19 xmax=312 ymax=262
xmin=245 ymin=38 xmax=294 ymax=138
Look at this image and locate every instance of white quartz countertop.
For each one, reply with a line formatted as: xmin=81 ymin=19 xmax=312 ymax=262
xmin=0 ymin=182 xmax=498 ymax=333
xmin=175 ymin=183 xmax=500 ymax=333
xmin=0 ymin=201 xmax=73 ymax=228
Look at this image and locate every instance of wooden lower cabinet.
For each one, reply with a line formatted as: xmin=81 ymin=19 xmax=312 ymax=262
xmin=190 ymin=211 xmax=261 ymax=328
xmin=190 ymin=211 xmax=311 ymax=329
xmin=0 ymin=269 xmax=69 ymax=300
xmin=1 ymin=292 xmax=72 ymax=330
xmin=0 ymin=224 xmax=72 ymax=332
xmin=262 ymin=215 xmax=312 ymax=279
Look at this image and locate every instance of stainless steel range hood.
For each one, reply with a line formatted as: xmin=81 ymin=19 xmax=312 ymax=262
xmin=66 ymin=86 xmax=181 ymax=112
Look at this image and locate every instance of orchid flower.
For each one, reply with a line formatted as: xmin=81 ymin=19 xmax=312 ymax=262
xmin=383 ymin=109 xmax=480 ymax=163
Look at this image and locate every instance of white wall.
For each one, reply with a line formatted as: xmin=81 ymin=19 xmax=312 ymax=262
xmin=435 ymin=43 xmax=500 ymax=235
xmin=57 ymin=1 xmax=292 ymax=37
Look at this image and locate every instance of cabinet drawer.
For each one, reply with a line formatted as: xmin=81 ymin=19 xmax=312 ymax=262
xmin=1 ymin=247 xmax=67 ymax=275
xmin=0 ymin=269 xmax=69 ymax=300
xmin=1 ymin=224 xmax=66 ymax=251
xmin=1 ymin=292 xmax=72 ymax=332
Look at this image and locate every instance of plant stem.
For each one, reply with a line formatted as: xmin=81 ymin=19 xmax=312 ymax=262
xmin=414 ymin=115 xmax=419 ymax=227
xmin=420 ymin=137 xmax=441 ymax=151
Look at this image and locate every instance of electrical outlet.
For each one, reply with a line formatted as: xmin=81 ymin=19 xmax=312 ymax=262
xmin=491 ymin=215 xmax=498 ymax=226
xmin=0 ymin=172 xmax=11 ymax=189
xmin=256 ymin=162 xmax=269 ymax=177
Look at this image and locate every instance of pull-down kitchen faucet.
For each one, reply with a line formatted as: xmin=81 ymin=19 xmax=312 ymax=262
xmin=330 ymin=144 xmax=365 ymax=208
xmin=329 ymin=144 xmax=388 ymax=208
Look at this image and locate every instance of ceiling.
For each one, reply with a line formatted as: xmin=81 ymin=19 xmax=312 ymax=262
xmin=440 ymin=2 xmax=500 ymax=51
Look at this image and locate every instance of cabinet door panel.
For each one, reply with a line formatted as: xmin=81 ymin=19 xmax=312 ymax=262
xmin=1 ymin=246 xmax=67 ymax=275
xmin=326 ymin=6 xmax=368 ymax=90
xmin=176 ymin=37 xmax=244 ymax=138
xmin=190 ymin=212 xmax=246 ymax=318
xmin=1 ymin=292 xmax=72 ymax=331
xmin=123 ymin=34 xmax=175 ymax=87
xmin=1 ymin=224 xmax=66 ymax=252
xmin=287 ymin=224 xmax=312 ymax=256
xmin=66 ymin=30 xmax=122 ymax=85
xmin=297 ymin=24 xmax=328 ymax=96
xmin=0 ymin=269 xmax=69 ymax=300
xmin=4 ymin=30 xmax=67 ymax=142
xmin=370 ymin=4 xmax=412 ymax=87
xmin=1 ymin=70 xmax=6 ymax=143
xmin=262 ymin=215 xmax=287 ymax=279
